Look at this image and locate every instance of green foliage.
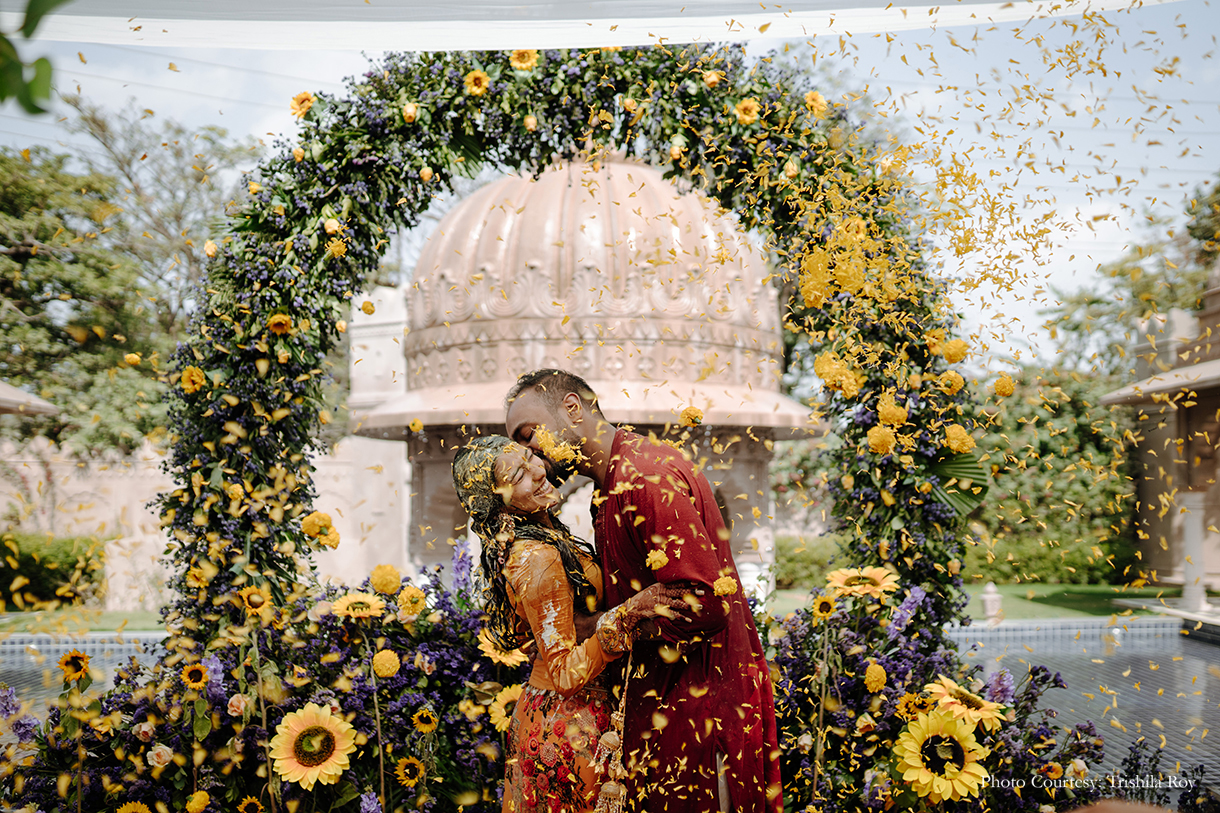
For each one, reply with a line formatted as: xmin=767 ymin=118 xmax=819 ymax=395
xmin=771 ymin=533 xmax=843 ymax=590
xmin=0 ymin=147 xmax=169 ymax=455
xmin=971 ymin=369 xmax=1137 ymax=584
xmin=1186 ymin=172 xmax=1220 ymax=268
xmin=0 ymin=530 xmax=106 ymax=610
xmin=0 ymin=0 xmax=67 ymax=114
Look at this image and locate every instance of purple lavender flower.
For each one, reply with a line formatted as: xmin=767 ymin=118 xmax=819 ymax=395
xmin=886 ymin=586 xmax=925 ymax=640
xmin=359 ymin=791 xmax=383 ymax=813
xmin=985 ymin=668 xmax=1016 ymax=704
xmin=0 ymin=686 xmax=19 ymax=718
xmin=11 ymin=714 xmax=37 ymax=743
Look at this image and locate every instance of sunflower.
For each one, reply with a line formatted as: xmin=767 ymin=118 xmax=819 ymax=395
xmin=477 ymin=627 xmax=529 ymax=667
xmin=896 ymin=691 xmax=937 ymax=721
xmin=395 ymin=756 xmax=425 ymax=788
xmin=892 ymin=710 xmax=989 ymax=803
xmin=116 ymin=804 xmax=152 ymax=813
xmin=289 ymin=91 xmax=314 ymax=118
xmin=825 ymin=567 xmax=900 ymax=600
xmin=332 ymin=592 xmax=386 ymax=620
xmin=238 ymin=584 xmax=274 ymax=621
xmin=925 ymin=675 xmax=1006 ymax=732
xmin=58 ymin=650 xmax=89 ymax=682
xmin=181 ymin=663 xmax=209 ymax=690
xmin=509 ymin=49 xmax=539 ymax=71
xmin=811 ymin=596 xmax=837 ymax=620
xmin=237 ymin=798 xmax=265 ymax=813
xmin=412 ymin=707 xmax=439 ymax=734
xmin=269 ymin=702 xmax=357 ymax=791
xmin=464 ymin=69 xmax=491 ymax=96
xmin=489 ymin=684 xmax=523 ymax=733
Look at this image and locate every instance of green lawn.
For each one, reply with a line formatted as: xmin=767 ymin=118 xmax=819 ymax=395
xmin=768 ymin=582 xmax=1214 ymax=621
xmin=0 ymin=607 xmax=163 ymax=634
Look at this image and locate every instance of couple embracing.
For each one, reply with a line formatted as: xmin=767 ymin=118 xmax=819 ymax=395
xmin=452 ymin=369 xmax=782 ymax=813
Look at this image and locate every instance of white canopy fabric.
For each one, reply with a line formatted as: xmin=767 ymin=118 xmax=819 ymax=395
xmin=2 ymin=0 xmax=1178 ymax=51
xmin=0 ymin=380 xmax=57 ymax=416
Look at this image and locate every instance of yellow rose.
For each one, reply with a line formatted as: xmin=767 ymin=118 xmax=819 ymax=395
xmin=336 ymin=319 xmax=347 ymax=334
xmin=402 ymin=102 xmax=418 ymax=123
xmin=702 ymin=70 xmax=723 ymax=88
xmin=419 ymin=166 xmax=434 ymax=183
xmin=267 ymin=313 xmax=293 ymax=335
xmin=361 ymin=301 xmax=376 ymax=315
xmin=324 ymin=218 xmax=341 ymax=235
xmin=464 ymin=69 xmax=491 ymax=96
xmin=180 ymin=366 xmax=206 ymax=394
xmin=523 ymin=114 xmax=538 ymax=132
xmin=944 ymin=424 xmax=975 ymax=453
xmin=203 ymin=239 xmax=218 ymax=258
xmin=289 ymin=91 xmax=314 ymax=118
xmin=784 ymin=159 xmax=799 ymax=179
xmin=867 ymin=425 xmax=897 ymax=456
xmin=670 ymin=143 xmax=683 ymax=161
xmin=734 ymin=98 xmax=761 ymax=125
xmin=292 ymin=146 xmax=305 ymax=162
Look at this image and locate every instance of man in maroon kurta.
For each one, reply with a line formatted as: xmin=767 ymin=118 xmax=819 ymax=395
xmin=505 ymin=369 xmax=783 ymax=813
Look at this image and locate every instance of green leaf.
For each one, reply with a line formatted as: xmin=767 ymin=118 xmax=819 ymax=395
xmin=27 ymin=57 xmax=51 ymax=102
xmin=193 ymin=707 xmax=212 ymax=739
xmin=331 ymin=782 xmax=361 ymax=810
xmin=21 ymin=0 xmax=72 ymax=38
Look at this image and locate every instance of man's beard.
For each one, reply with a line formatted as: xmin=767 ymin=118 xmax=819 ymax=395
xmin=541 ymin=451 xmax=577 ymax=486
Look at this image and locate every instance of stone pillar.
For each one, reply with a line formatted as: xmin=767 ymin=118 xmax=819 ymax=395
xmin=406 ymin=425 xmax=497 ymax=573
xmin=1180 ymin=491 xmax=1214 ymax=613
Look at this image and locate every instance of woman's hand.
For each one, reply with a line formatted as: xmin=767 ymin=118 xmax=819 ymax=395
xmin=621 ymin=581 xmax=698 ymax=627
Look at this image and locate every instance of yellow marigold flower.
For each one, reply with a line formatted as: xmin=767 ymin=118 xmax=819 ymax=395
xmin=186 ymin=791 xmax=210 ymax=813
xmin=892 ymin=709 xmax=989 ymax=803
xmin=734 ymin=97 xmax=761 ymax=125
xmin=398 ymin=584 xmax=428 ymax=620
xmin=325 ymin=237 xmax=347 ymax=259
xmin=925 ymin=329 xmax=945 ymax=355
xmin=942 ymin=338 xmax=969 ymax=364
xmin=524 ymin=114 xmax=538 ymax=131
xmin=332 ymin=592 xmax=386 ymax=620
xmin=292 ymin=146 xmax=305 ymax=162
xmin=124 ymin=352 xmax=141 ymax=366
xmin=267 ymin=313 xmax=292 ymax=335
xmin=464 ymin=69 xmax=491 ymax=96
xmin=58 ymin=649 xmax=89 ymax=682
xmin=401 ymin=102 xmax=418 ymax=123
xmin=361 ymin=300 xmax=375 ymax=315
xmin=408 ymin=418 xmax=424 ymax=433
xmin=248 ymin=181 xmax=261 ymax=195
xmin=370 ymin=563 xmax=401 ymax=594
xmin=805 ymin=90 xmax=828 ymax=118
xmin=944 ymin=424 xmax=975 ymax=454
xmin=939 ymin=370 xmax=965 ymax=395
xmin=865 ymin=661 xmax=887 ymax=693
xmin=372 ymin=649 xmax=400 ymax=678
xmin=867 ymin=425 xmax=897 ymax=456
xmin=877 ymin=393 xmax=908 ymax=427
xmin=289 ymin=91 xmax=314 ymax=118
xmin=702 ymin=70 xmax=723 ymax=88
xmin=510 ymin=49 xmax=539 ymax=71
xmin=536 ymin=427 xmax=578 ymax=463
xmin=395 ymin=756 xmax=425 ymax=788
xmin=413 ymin=707 xmax=439 ymax=733
xmin=679 ymin=406 xmax=703 ymax=427
xmin=489 ymin=684 xmax=523 ymax=732
xmin=180 ymin=365 xmax=206 ymax=394
xmin=800 ymin=248 xmax=832 ymax=308
xmin=269 ymin=702 xmax=357 ymax=791
xmin=477 ymin=627 xmax=529 ymax=666
xmin=181 ymin=662 xmax=209 ymax=690
xmin=994 ymin=374 xmax=1015 ymax=397
xmin=713 ymin=575 xmax=738 ymax=596
xmin=840 ymin=217 xmax=868 ymax=241
xmin=833 ymin=257 xmax=866 ymax=295
xmin=419 ymin=166 xmax=434 ymax=182
xmin=646 ymin=549 xmax=669 ymax=570
xmin=301 ymin=511 xmax=333 ymax=538
xmin=203 ymin=239 xmax=218 ymax=257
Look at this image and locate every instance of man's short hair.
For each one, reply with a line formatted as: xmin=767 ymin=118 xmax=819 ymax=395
xmin=506 ymin=369 xmax=604 ymax=418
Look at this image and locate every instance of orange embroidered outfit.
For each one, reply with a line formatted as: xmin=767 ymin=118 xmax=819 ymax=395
xmin=502 ymin=540 xmax=617 ymax=813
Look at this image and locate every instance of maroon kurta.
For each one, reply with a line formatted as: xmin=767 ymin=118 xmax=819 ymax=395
xmin=592 ymin=429 xmax=782 ymax=813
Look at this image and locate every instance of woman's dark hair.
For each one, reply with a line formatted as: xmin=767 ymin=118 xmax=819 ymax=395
xmin=452 ymin=436 xmax=596 ymax=650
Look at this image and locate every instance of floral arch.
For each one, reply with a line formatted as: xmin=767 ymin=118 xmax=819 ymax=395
xmin=2 ymin=45 xmax=1115 ymax=813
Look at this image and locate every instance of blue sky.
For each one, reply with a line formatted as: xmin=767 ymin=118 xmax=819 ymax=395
xmin=2 ymin=0 xmax=1216 ymax=368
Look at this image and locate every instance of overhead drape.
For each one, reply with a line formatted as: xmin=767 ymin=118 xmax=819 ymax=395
xmin=0 ymin=0 xmax=1180 ymax=50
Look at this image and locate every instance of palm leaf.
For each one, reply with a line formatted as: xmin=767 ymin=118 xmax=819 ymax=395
xmin=928 ymin=452 xmax=991 ymax=518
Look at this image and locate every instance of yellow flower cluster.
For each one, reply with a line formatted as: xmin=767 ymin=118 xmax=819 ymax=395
xmin=814 ymin=351 xmax=861 ymax=398
xmin=301 ymin=510 xmax=340 ymax=548
xmin=535 ymin=427 xmax=578 ymax=463
xmin=944 ymin=424 xmax=975 ymax=454
xmin=646 ymin=549 xmax=669 ymax=570
xmin=713 ymin=575 xmax=738 ymax=596
xmin=180 ymin=365 xmax=206 ymax=394
xmin=678 ymin=406 xmax=703 ymax=427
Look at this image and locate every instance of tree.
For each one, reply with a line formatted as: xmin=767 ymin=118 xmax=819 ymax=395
xmin=63 ymin=96 xmax=263 ymax=336
xmin=0 ymin=0 xmax=69 ymax=114
xmin=0 ymin=147 xmax=168 ymax=457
